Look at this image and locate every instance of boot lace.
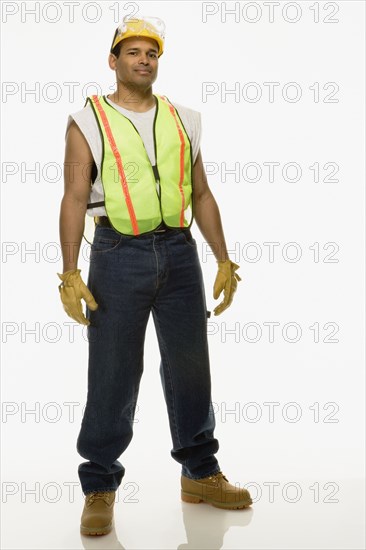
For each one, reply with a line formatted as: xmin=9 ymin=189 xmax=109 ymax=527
xmin=206 ymin=472 xmax=229 ymax=484
xmin=87 ymin=491 xmax=113 ymax=505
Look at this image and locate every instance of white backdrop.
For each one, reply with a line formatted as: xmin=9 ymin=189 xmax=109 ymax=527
xmin=1 ymin=1 xmax=365 ymax=549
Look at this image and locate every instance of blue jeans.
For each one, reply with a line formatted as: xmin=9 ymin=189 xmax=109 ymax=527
xmin=76 ymin=224 xmax=221 ymax=494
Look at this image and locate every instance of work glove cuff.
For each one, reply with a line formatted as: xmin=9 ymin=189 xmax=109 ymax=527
xmin=57 ymin=268 xmax=81 ymax=286
xmin=216 ymin=259 xmax=242 ymax=281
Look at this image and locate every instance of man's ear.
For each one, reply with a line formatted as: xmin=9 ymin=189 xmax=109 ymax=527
xmin=108 ymin=53 xmax=117 ymax=70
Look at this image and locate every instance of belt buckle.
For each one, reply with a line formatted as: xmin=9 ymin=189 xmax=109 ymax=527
xmin=154 ymin=222 xmax=167 ymax=232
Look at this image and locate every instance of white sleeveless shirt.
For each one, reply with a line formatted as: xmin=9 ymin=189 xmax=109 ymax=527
xmin=65 ymin=95 xmax=202 ymax=218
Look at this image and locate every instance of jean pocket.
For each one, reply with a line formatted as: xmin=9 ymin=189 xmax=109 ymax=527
xmin=91 ymin=229 xmax=122 ymax=253
xmin=181 ymin=230 xmax=197 ymax=248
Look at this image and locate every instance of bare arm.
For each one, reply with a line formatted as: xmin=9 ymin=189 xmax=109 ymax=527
xmin=59 ymin=120 xmax=93 ymax=273
xmin=192 ymin=149 xmax=230 ymax=262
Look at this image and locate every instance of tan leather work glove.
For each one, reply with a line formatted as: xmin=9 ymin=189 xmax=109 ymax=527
xmin=213 ymin=260 xmax=242 ymax=316
xmin=57 ymin=268 xmax=98 ymax=326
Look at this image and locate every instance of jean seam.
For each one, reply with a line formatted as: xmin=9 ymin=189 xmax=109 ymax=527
xmin=153 ymin=314 xmax=183 ymax=449
xmin=152 ymin=234 xmax=159 ymax=289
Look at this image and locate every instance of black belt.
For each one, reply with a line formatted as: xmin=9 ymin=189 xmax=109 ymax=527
xmin=95 ymin=216 xmax=176 ymax=233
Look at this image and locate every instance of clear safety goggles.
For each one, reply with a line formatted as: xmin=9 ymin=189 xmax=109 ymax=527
xmin=117 ymin=15 xmax=166 ymax=40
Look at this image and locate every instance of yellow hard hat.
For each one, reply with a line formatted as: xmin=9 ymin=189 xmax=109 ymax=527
xmin=110 ymin=15 xmax=165 ymax=57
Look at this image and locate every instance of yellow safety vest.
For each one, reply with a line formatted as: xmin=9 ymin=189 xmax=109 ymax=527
xmin=85 ymin=94 xmax=194 ymax=236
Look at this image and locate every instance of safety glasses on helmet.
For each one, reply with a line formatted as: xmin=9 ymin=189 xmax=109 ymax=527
xmin=110 ymin=15 xmax=165 ymax=57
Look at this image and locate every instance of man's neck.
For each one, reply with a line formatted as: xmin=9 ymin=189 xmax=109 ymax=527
xmin=107 ymin=88 xmax=156 ymax=113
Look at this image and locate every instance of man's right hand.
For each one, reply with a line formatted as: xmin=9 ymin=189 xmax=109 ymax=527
xmin=57 ymin=269 xmax=98 ymax=326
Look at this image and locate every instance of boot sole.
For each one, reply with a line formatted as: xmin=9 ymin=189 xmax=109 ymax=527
xmin=181 ymin=490 xmax=252 ymax=509
xmin=80 ymin=521 xmax=113 ymax=536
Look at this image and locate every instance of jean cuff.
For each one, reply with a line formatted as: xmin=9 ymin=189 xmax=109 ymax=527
xmin=83 ymin=486 xmax=117 ymax=495
xmin=182 ymin=467 xmax=222 ymax=481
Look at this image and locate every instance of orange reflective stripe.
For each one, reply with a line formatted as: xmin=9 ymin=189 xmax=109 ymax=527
xmin=92 ymin=95 xmax=140 ymax=235
xmin=160 ymin=96 xmax=186 ymax=227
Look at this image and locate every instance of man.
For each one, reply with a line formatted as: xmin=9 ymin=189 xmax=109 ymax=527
xmin=58 ymin=15 xmax=252 ymax=536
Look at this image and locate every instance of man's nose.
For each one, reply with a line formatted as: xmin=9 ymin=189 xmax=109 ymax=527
xmin=138 ymin=54 xmax=150 ymax=64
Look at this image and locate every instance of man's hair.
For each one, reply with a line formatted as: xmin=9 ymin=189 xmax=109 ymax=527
xmin=111 ymin=41 xmax=123 ymax=58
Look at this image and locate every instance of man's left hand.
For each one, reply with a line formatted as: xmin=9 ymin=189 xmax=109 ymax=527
xmin=213 ymin=260 xmax=242 ymax=316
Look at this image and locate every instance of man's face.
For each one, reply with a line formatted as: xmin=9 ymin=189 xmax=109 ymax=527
xmin=109 ymin=36 xmax=159 ymax=89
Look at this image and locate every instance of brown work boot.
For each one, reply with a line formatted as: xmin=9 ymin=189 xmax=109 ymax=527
xmin=80 ymin=490 xmax=115 ymax=536
xmin=181 ymin=471 xmax=252 ymax=509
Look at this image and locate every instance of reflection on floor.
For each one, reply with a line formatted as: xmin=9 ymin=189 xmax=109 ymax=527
xmin=1 ymin=477 xmax=364 ymax=549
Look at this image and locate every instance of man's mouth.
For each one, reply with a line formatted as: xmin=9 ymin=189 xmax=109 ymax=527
xmin=135 ymin=69 xmax=151 ymax=74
